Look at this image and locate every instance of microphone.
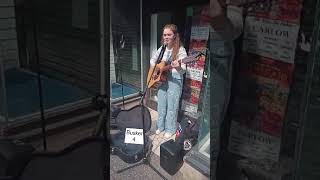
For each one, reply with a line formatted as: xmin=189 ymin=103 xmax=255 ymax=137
xmin=120 ymin=34 xmax=125 ymax=49
xmin=156 ymin=44 xmax=166 ymax=64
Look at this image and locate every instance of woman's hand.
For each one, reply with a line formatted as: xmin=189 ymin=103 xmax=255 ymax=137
xmin=171 ymin=60 xmax=181 ymax=68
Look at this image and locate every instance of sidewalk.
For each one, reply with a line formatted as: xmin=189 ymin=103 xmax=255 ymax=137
xmin=110 ymin=108 xmax=185 ymax=180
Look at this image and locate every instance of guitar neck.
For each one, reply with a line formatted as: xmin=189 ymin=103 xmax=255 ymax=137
xmin=160 ymin=54 xmax=199 ymax=72
xmin=162 ymin=59 xmax=183 ymax=71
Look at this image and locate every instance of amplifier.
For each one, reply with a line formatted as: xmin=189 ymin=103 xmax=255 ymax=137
xmin=160 ymin=139 xmax=183 ymax=175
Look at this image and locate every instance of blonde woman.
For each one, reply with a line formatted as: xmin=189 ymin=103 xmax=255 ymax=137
xmin=149 ymin=24 xmax=187 ymax=139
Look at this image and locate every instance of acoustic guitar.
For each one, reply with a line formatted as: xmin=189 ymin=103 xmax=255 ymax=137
xmin=147 ymin=53 xmax=202 ymax=89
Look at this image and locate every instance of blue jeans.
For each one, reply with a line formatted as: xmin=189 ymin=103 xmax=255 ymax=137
xmin=156 ymin=75 xmax=183 ymax=134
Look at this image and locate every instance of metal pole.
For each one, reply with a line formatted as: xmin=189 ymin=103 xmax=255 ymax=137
xmin=31 ymin=0 xmax=47 ymax=151
xmin=140 ymin=0 xmax=144 ymax=91
xmin=99 ymin=0 xmax=106 ymax=96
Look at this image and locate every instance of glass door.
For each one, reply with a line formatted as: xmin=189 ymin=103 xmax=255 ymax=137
xmin=110 ymin=0 xmax=141 ymax=102
xmin=295 ymin=1 xmax=320 ymax=178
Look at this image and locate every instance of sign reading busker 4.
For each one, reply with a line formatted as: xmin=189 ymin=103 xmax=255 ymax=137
xmin=124 ymin=128 xmax=144 ymax=145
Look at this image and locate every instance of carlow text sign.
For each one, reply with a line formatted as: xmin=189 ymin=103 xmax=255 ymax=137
xmin=243 ymin=16 xmax=299 ymax=64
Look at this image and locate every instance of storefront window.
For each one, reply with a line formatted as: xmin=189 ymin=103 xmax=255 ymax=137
xmin=110 ymin=0 xmax=141 ymax=101
xmin=3 ymin=0 xmax=99 ymax=124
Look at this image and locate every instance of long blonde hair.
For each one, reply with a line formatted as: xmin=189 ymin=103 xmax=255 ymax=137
xmin=161 ymin=24 xmax=183 ymax=60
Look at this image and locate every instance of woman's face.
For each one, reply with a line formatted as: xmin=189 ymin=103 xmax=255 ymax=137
xmin=163 ymin=28 xmax=175 ymax=47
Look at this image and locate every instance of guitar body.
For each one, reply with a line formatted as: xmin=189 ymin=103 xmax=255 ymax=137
xmin=146 ymin=53 xmax=201 ymax=89
xmin=147 ymin=61 xmax=169 ymax=89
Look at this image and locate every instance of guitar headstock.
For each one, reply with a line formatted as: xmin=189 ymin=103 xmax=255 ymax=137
xmin=180 ymin=52 xmax=205 ymax=64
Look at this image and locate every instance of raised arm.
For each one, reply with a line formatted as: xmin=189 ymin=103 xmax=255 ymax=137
xmin=203 ymin=0 xmax=243 ymax=41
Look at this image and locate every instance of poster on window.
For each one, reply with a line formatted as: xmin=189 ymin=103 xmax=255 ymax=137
xmin=243 ymin=16 xmax=300 ymax=64
xmin=190 ymin=26 xmax=210 ymax=41
xmin=181 ymin=25 xmax=209 ymax=114
xmin=228 ymin=53 xmax=294 ymax=161
xmin=248 ymin=0 xmax=303 ymax=25
xmin=228 ymin=121 xmax=282 ymax=161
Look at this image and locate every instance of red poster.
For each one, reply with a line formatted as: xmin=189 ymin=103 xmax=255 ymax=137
xmin=249 ymin=0 xmax=303 ymax=24
xmin=181 ymin=18 xmax=209 ymax=114
xmin=233 ymin=53 xmax=294 ymax=137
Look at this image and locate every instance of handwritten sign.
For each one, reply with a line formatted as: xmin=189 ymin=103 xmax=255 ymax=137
xmin=124 ymin=128 xmax=144 ymax=145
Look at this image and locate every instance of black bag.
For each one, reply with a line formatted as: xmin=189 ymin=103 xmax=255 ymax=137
xmin=160 ymin=139 xmax=183 ymax=175
xmin=176 ymin=119 xmax=199 ymax=152
xmin=110 ymin=105 xmax=152 ymax=163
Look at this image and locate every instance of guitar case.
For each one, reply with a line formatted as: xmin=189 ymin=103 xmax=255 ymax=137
xmin=110 ymin=105 xmax=152 ymax=163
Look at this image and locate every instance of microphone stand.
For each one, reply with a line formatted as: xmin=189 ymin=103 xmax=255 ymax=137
xmin=116 ymin=45 xmax=167 ymax=180
xmin=115 ymin=33 xmax=125 ymax=109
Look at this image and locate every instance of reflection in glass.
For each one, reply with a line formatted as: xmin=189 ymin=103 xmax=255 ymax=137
xmin=197 ymin=55 xmax=210 ymax=159
xmin=110 ymin=0 xmax=141 ymax=101
xmin=4 ymin=0 xmax=98 ymax=124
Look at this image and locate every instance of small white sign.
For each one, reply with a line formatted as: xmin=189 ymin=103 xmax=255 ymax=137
xmin=190 ymin=26 xmax=210 ymax=40
xmin=124 ymin=128 xmax=144 ymax=145
xmin=228 ymin=121 xmax=281 ymax=161
xmin=186 ymin=68 xmax=204 ymax=82
xmin=181 ymin=100 xmax=198 ymax=114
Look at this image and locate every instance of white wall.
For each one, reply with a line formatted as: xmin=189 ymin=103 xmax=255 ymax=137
xmin=110 ymin=17 xmax=116 ymax=84
xmin=0 ymin=0 xmax=19 ymax=69
xmin=150 ymin=14 xmax=158 ymax=59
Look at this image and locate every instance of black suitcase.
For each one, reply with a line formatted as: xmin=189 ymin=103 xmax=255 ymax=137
xmin=160 ymin=139 xmax=183 ymax=175
xmin=110 ymin=105 xmax=152 ymax=164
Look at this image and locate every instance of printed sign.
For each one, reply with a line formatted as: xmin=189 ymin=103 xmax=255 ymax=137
xmin=249 ymin=0 xmax=304 ymax=24
xmin=124 ymin=128 xmax=144 ymax=145
xmin=190 ymin=26 xmax=210 ymax=40
xmin=186 ymin=67 xmax=205 ymax=81
xmin=228 ymin=54 xmax=294 ymax=161
xmin=228 ymin=121 xmax=281 ymax=161
xmin=181 ymin=100 xmax=198 ymax=114
xmin=243 ymin=16 xmax=300 ymax=64
xmin=181 ymin=23 xmax=209 ymax=114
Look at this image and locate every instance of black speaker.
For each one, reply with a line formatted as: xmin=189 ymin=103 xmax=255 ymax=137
xmin=160 ymin=139 xmax=183 ymax=175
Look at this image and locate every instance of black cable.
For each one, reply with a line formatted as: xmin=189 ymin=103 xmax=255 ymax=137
xmin=30 ymin=0 xmax=47 ymax=151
